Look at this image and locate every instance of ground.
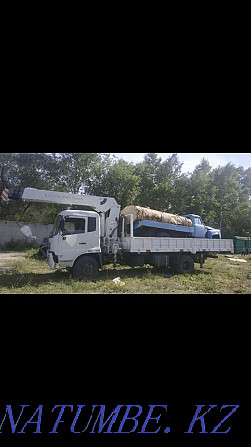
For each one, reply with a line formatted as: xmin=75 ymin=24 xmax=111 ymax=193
xmin=0 ymin=251 xmax=26 ymax=273
xmin=0 ymin=249 xmax=250 ymax=294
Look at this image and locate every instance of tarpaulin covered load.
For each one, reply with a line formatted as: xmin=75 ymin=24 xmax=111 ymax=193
xmin=121 ymin=206 xmax=192 ymax=227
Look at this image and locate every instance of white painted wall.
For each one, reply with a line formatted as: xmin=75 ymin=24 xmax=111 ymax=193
xmin=0 ymin=220 xmax=53 ymax=247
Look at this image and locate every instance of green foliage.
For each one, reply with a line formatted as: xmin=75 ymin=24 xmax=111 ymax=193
xmin=89 ymin=158 xmax=140 ymax=210
xmin=170 ymin=174 xmax=191 ymax=215
xmin=212 ymin=163 xmax=249 ymax=236
xmin=134 ymin=153 xmax=184 ymax=211
xmin=1 ymin=152 xmax=250 ymax=237
xmin=51 ymin=153 xmax=107 ymax=194
xmin=186 ymin=158 xmax=217 ymax=223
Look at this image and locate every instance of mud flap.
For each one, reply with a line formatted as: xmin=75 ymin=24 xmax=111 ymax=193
xmin=47 ymin=252 xmax=56 ymax=270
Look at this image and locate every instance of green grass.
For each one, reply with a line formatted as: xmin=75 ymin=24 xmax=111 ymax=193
xmin=0 ymin=250 xmax=250 ymax=294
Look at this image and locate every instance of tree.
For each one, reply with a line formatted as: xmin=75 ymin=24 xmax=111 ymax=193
xmin=50 ymin=153 xmax=107 ymax=194
xmin=134 ymin=153 xmax=162 ymax=208
xmin=169 ymin=173 xmax=191 ymax=215
xmin=212 ymin=163 xmax=248 ymax=236
xmin=1 ymin=152 xmax=250 ymax=235
xmin=155 ymin=154 xmax=184 ymax=212
xmin=186 ymin=158 xmax=218 ymax=224
xmin=134 ymin=153 xmax=184 ymax=211
xmin=89 ymin=158 xmax=140 ymax=210
xmin=0 ymin=153 xmax=61 ymax=223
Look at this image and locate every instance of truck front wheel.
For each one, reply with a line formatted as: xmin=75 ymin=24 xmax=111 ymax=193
xmin=177 ymin=254 xmax=194 ymax=274
xmin=72 ymin=256 xmax=99 ymax=280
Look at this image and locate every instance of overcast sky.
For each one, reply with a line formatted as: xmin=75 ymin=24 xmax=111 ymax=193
xmin=110 ymin=153 xmax=251 ymax=174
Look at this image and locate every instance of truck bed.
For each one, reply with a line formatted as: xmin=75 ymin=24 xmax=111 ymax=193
xmin=122 ymin=236 xmax=234 ymax=254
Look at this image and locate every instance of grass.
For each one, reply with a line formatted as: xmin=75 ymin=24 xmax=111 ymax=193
xmin=0 ymin=249 xmax=250 ymax=294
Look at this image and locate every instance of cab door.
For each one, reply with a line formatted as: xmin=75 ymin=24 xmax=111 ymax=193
xmin=193 ymin=216 xmax=207 ymax=238
xmin=57 ymin=215 xmax=99 ymax=264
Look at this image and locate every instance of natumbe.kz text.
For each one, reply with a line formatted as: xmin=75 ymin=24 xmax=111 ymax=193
xmin=0 ymin=404 xmax=239 ymax=435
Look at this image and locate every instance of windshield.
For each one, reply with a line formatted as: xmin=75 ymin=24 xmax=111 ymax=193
xmin=50 ymin=215 xmax=61 ymax=237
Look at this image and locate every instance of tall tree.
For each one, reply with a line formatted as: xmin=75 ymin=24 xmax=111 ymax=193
xmin=134 ymin=153 xmax=184 ymax=211
xmin=212 ymin=163 xmax=249 ymax=236
xmin=0 ymin=153 xmax=67 ymax=223
xmin=89 ymin=158 xmax=140 ymax=210
xmin=169 ymin=173 xmax=191 ymax=215
xmin=187 ymin=158 xmax=218 ymax=224
xmin=50 ymin=153 xmax=106 ymax=194
xmin=134 ymin=153 xmax=163 ymax=209
xmin=155 ymin=154 xmax=184 ymax=212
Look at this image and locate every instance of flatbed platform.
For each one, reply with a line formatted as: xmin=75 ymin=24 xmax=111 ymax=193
xmin=122 ymin=236 xmax=234 ymax=254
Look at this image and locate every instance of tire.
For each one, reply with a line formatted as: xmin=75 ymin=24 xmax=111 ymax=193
xmin=72 ymin=256 xmax=99 ymax=280
xmin=177 ymin=254 xmax=194 ymax=274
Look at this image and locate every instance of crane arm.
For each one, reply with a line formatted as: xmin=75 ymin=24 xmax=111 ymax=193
xmin=1 ymin=187 xmax=121 ymax=238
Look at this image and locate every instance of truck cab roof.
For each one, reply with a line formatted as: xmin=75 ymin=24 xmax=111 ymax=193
xmin=59 ymin=210 xmax=99 ymax=218
xmin=183 ymin=214 xmax=201 ymax=218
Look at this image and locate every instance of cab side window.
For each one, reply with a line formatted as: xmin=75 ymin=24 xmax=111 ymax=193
xmin=63 ymin=218 xmax=86 ymax=235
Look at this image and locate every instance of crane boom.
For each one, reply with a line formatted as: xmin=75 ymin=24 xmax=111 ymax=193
xmin=1 ymin=187 xmax=121 ymax=238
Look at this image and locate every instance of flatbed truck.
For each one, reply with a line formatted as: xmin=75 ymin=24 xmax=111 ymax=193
xmin=1 ymin=187 xmax=234 ymax=278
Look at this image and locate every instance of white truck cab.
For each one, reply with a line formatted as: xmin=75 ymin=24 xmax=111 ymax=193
xmin=48 ymin=210 xmax=101 ymax=269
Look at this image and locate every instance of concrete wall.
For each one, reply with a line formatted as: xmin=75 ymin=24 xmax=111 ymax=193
xmin=0 ymin=220 xmax=53 ymax=247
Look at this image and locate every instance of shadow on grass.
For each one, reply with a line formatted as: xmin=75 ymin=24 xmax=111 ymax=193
xmin=192 ymin=269 xmax=211 ymax=276
xmin=0 ymin=267 xmax=158 ymax=289
xmin=0 ymin=265 xmax=211 ymax=290
xmin=0 ymin=270 xmax=68 ymax=289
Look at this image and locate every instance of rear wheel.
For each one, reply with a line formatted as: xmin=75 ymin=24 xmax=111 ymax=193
xmin=177 ymin=254 xmax=194 ymax=274
xmin=72 ymin=256 xmax=99 ymax=280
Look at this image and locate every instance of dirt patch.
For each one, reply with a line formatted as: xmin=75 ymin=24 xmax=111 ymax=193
xmin=0 ymin=252 xmax=26 ymax=272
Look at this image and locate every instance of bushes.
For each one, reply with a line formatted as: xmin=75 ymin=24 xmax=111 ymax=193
xmin=0 ymin=240 xmax=36 ymax=252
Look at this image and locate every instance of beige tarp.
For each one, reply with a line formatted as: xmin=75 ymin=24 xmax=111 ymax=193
xmin=121 ymin=206 xmax=192 ymax=227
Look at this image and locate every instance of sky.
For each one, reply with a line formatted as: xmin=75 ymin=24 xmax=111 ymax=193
xmin=110 ymin=153 xmax=251 ymax=174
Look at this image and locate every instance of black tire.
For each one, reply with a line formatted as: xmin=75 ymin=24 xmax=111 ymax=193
xmin=177 ymin=254 xmax=194 ymax=274
xmin=72 ymin=256 xmax=99 ymax=280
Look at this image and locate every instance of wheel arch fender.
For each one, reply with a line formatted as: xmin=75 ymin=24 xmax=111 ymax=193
xmin=72 ymin=253 xmax=102 ymax=269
